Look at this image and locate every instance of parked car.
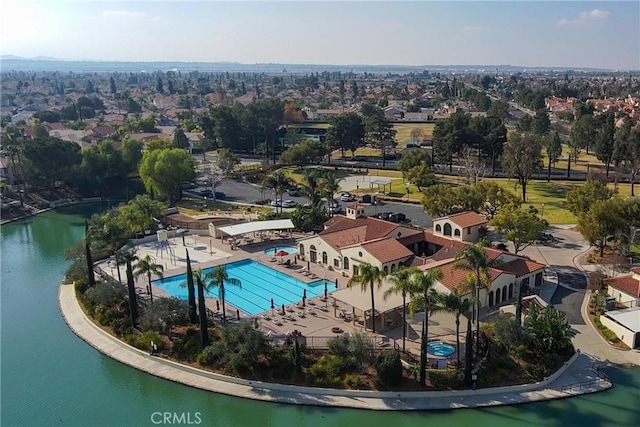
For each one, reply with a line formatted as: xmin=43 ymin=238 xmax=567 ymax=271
xmin=388 ymin=212 xmax=407 ymax=223
xmin=199 ymin=189 xmax=214 ymax=198
xmin=377 ymin=211 xmax=393 ymax=220
xmin=270 ymin=199 xmax=282 ymax=207
xmin=281 ymin=200 xmax=298 ymax=208
xmin=328 ymin=203 xmax=343 ymax=214
xmin=214 ymin=191 xmax=225 ymax=200
xmin=340 ymin=193 xmax=356 ymax=202
xmin=287 ymin=187 xmax=300 ymax=196
xmin=181 ymin=182 xmax=197 ymax=190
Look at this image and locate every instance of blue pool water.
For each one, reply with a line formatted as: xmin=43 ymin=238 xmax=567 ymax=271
xmin=263 ymin=245 xmax=298 ymax=256
xmin=427 ymin=342 xmax=456 ymax=357
xmin=153 ymin=259 xmax=328 ymax=315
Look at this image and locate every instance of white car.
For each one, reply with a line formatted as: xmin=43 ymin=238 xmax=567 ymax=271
xmin=340 ymin=193 xmax=356 ymax=202
xmin=270 ymin=199 xmax=281 ymax=207
xmin=281 ymin=200 xmax=298 ymax=208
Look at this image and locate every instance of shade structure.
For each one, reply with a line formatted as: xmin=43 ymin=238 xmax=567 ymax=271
xmin=324 ymin=282 xmax=328 ymax=299
xmin=271 ymin=298 xmax=275 ymax=309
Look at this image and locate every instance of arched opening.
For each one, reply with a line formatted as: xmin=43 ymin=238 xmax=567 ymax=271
xmin=443 ymin=223 xmax=452 ymax=236
xmin=489 ymin=290 xmax=494 ymax=307
xmin=435 ymin=224 xmax=442 ymax=233
xmin=502 ymin=285 xmax=507 ymax=302
xmin=508 ymin=283 xmax=514 ymax=299
xmin=309 ymin=245 xmax=317 ymax=263
xmin=495 ymin=288 xmax=501 ymax=305
xmin=383 ymin=266 xmax=388 ymax=274
xmin=322 ymin=252 xmax=328 ymax=264
xmin=454 ymin=228 xmax=461 ymax=237
xmin=390 ymin=264 xmax=396 ymax=272
xmin=343 ymin=257 xmax=349 ymax=270
xmin=298 ymin=244 xmax=305 ymax=257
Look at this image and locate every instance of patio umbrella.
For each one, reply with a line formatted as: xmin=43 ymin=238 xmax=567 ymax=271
xmin=303 ymin=289 xmax=307 ymax=299
xmin=275 ymin=250 xmax=289 ymax=257
xmin=324 ymin=282 xmax=328 ymax=300
xmin=307 ymin=260 xmax=310 ymax=270
xmin=281 ymin=304 xmax=286 ymax=316
xmin=335 ymin=278 xmax=339 ymax=289
xmin=302 ymin=295 xmax=306 ymax=308
xmin=236 ymin=309 xmax=240 ymax=321
xmin=271 ymin=298 xmax=275 ymax=310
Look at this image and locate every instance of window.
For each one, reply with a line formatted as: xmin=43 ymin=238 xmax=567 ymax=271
xmin=299 ymin=244 xmax=305 ymax=257
xmin=358 ymin=251 xmax=363 ymax=257
xmin=444 ymin=223 xmax=452 ymax=236
xmin=353 ymin=265 xmax=358 ymax=276
xmin=343 ymin=257 xmax=349 ymax=270
xmin=454 ymin=229 xmax=461 ymax=237
xmin=508 ymin=283 xmax=514 ymax=299
xmin=383 ymin=266 xmax=388 ymax=273
xmin=322 ymin=252 xmax=328 ymax=264
xmin=390 ymin=264 xmax=396 ymax=272
xmin=435 ymin=224 xmax=442 ymax=232
xmin=496 ymin=288 xmax=501 ymax=304
xmin=489 ymin=291 xmax=494 ymax=307
xmin=334 ymin=259 xmax=340 ymax=267
xmin=502 ymin=285 xmax=507 ymax=302
xmin=310 ymin=245 xmax=317 ymax=263
xmin=467 ymin=227 xmax=471 ymax=235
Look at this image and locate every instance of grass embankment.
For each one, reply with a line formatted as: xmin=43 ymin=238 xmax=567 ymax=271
xmin=590 ymin=312 xmax=630 ymax=350
xmin=176 ymin=197 xmax=270 ymax=216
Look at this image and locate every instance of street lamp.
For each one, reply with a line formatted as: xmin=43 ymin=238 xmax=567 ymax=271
xmin=541 ymin=203 xmax=545 ymax=220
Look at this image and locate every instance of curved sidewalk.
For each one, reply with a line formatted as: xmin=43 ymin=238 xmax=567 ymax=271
xmin=59 ymin=282 xmax=611 ymax=411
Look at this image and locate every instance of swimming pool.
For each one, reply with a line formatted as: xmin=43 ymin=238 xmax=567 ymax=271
xmin=427 ymin=341 xmax=456 ymax=357
xmin=263 ymin=246 xmax=298 ymax=256
xmin=153 ymin=259 xmax=328 ymax=315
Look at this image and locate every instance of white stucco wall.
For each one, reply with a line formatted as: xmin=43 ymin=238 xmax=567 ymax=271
xmin=607 ymin=287 xmax=639 ymax=308
xmin=600 ymin=315 xmax=637 ymax=348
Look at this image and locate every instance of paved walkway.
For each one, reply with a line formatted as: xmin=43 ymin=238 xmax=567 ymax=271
xmin=59 ymin=282 xmax=612 ymax=411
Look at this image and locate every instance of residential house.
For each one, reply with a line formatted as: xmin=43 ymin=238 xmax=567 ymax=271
xmin=605 ymin=267 xmax=640 ymax=308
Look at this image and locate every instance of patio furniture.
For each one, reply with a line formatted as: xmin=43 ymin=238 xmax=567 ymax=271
xmin=297 ymin=311 xmax=306 ymax=318
xmin=331 ymin=327 xmax=344 ymax=334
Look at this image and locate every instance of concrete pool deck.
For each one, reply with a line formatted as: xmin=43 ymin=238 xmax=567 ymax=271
xmin=59 ymin=281 xmax=612 ymax=410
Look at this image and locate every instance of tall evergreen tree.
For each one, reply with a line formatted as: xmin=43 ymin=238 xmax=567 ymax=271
xmin=126 ymin=259 xmax=139 ymax=326
xmin=196 ymin=274 xmax=210 ymax=347
xmin=185 ymin=250 xmax=198 ymax=324
xmin=595 ymin=112 xmax=615 ymax=177
xmin=84 ymin=221 xmax=95 ymax=288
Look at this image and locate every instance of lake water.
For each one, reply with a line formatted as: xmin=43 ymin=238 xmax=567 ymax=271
xmin=1 ymin=205 xmax=638 ymax=427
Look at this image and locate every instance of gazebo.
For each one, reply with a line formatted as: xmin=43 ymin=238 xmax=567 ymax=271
xmin=332 ymin=283 xmax=406 ymax=332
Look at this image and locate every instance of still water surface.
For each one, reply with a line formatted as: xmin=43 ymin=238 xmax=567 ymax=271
xmin=1 ymin=206 xmax=638 ymax=427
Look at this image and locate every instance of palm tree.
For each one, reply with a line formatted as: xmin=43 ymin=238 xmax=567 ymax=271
xmin=134 ymin=255 xmax=164 ymax=304
xmin=114 ymin=245 xmax=138 ymax=284
xmin=347 ymin=263 xmax=386 ymax=333
xmin=262 ymin=170 xmax=292 ymax=215
xmin=204 ymin=265 xmax=242 ymax=322
xmin=433 ymin=288 xmax=471 ymax=369
xmin=301 ymin=168 xmax=322 ymax=205
xmin=320 ymin=172 xmax=341 ymax=213
xmin=383 ymin=266 xmax=420 ymax=352
xmin=408 ymin=268 xmax=443 ymax=387
xmin=453 ymin=244 xmax=500 ymax=362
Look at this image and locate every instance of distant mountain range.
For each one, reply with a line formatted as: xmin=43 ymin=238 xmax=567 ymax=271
xmin=0 ymin=56 xmax=620 ymax=74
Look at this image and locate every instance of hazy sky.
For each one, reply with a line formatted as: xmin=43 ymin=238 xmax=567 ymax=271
xmin=1 ymin=1 xmax=638 ymax=70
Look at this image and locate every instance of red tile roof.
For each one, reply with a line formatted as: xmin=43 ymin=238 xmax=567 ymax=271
xmin=495 ymin=258 xmax=546 ymax=277
xmin=319 ymin=216 xmax=399 ymax=240
xmin=631 ymin=267 xmax=640 ymax=275
xmin=423 ymin=261 xmax=504 ymax=294
xmin=437 ymin=211 xmax=488 ymax=228
xmin=346 ymin=237 xmax=413 ymax=264
xmin=606 ymin=276 xmax=640 ymax=298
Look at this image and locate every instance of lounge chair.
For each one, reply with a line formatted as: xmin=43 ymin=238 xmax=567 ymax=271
xmin=268 ymin=257 xmax=277 ymax=262
xmin=297 ymin=311 xmax=306 ymax=318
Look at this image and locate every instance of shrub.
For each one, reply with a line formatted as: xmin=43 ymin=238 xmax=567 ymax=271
xmin=327 ymin=332 xmax=375 ymax=372
xmin=525 ymin=363 xmax=549 ymax=381
xmin=87 ymin=281 xmax=126 ymax=307
xmin=134 ymin=331 xmax=165 ymax=352
xmin=375 ymin=350 xmax=403 ymax=387
xmin=111 ymin=318 xmax=132 ymax=337
xmin=429 ymin=369 xmax=462 ymax=390
xmin=74 ymin=277 xmax=90 ymax=295
xmin=139 ymin=297 xmax=190 ymax=335
xmin=196 ymin=346 xmax=217 ymax=366
xmin=308 ymin=355 xmax=342 ymax=386
xmin=343 ymin=374 xmax=365 ymax=389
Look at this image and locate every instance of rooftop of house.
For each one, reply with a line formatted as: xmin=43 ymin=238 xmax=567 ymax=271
xmin=495 ymin=257 xmax=546 ymax=277
xmin=343 ymin=237 xmax=413 ymax=264
xmin=434 ymin=211 xmax=488 ymax=228
xmin=606 ymin=275 xmax=640 ymax=298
